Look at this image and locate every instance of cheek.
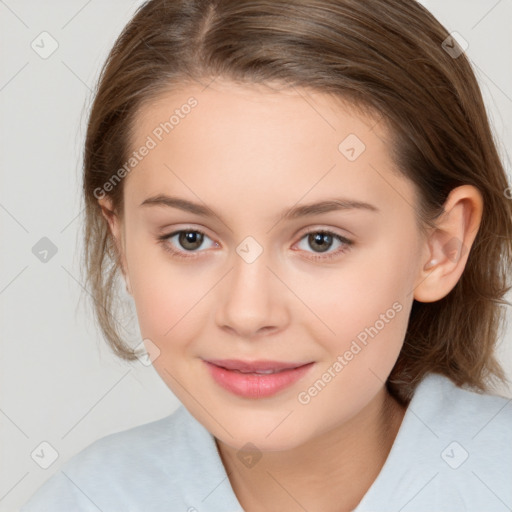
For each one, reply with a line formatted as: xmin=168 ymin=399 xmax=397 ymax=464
xmin=293 ymin=231 xmax=417 ymax=388
xmin=291 ymin=255 xmax=412 ymax=428
xmin=131 ymin=266 xmax=211 ymax=392
xmin=133 ymin=279 xmax=204 ymax=343
xmin=127 ymin=239 xmax=208 ymax=347
xmin=300 ymin=238 xmax=414 ymax=337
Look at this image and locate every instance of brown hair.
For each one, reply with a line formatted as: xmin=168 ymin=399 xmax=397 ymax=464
xmin=80 ymin=0 xmax=512 ymax=404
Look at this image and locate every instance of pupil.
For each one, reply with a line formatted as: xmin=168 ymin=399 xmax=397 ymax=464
xmin=309 ymin=233 xmax=332 ymax=253
xmin=179 ymin=231 xmax=203 ymax=250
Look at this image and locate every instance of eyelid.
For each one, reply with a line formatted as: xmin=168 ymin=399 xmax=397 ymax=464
xmin=295 ymin=224 xmax=353 ymax=241
xmin=157 ymin=226 xmax=219 ymax=247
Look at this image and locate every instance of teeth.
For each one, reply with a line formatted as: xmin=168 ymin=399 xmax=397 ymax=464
xmin=235 ymin=368 xmax=283 ymax=374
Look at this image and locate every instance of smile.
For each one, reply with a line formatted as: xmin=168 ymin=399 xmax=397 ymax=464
xmin=203 ymin=359 xmax=315 ymax=398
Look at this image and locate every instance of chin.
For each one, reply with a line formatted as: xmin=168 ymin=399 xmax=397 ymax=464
xmin=211 ymin=413 xmax=316 ymax=453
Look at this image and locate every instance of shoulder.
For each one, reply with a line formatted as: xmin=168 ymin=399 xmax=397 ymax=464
xmin=413 ymin=372 xmax=512 ymax=441
xmin=64 ymin=405 xmax=191 ymax=469
xmin=357 ymin=373 xmax=512 ymax=511
xmin=20 ymin=405 xmax=231 ymax=511
xmin=394 ymin=373 xmax=511 ymax=510
xmin=420 ymin=374 xmax=512 ymax=508
xmin=56 ymin=405 xmax=196 ymax=479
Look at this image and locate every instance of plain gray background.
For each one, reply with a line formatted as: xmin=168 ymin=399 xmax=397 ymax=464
xmin=1 ymin=1 xmax=511 ymax=510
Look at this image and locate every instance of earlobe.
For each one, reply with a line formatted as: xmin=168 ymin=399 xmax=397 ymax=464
xmin=98 ymin=196 xmax=119 ymax=239
xmin=97 ymin=196 xmax=129 ymax=281
xmin=414 ymin=185 xmax=483 ymax=303
xmin=125 ymin=274 xmax=132 ymax=296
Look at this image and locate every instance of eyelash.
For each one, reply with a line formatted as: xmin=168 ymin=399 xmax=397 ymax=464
xmin=156 ymin=228 xmax=353 ymax=261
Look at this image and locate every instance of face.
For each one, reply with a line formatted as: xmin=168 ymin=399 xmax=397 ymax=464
xmin=103 ymin=79 xmax=429 ymax=451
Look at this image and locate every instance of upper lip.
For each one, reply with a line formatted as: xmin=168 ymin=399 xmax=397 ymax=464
xmin=204 ymin=359 xmax=312 ymax=372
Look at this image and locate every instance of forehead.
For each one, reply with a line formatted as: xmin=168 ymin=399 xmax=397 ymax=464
xmin=123 ymin=79 xmax=416 ymax=221
xmin=133 ymin=79 xmax=383 ymax=148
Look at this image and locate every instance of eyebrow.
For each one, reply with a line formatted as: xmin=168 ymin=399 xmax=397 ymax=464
xmin=139 ymin=194 xmax=379 ymax=222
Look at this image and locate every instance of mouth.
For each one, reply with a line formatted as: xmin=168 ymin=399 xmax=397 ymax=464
xmin=203 ymin=359 xmax=315 ymax=398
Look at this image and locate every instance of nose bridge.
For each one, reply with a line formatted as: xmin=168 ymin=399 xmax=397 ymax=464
xmin=215 ymin=237 xmax=287 ymax=336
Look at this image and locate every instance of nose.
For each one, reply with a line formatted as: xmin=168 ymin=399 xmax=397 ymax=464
xmin=215 ymin=247 xmax=290 ymax=339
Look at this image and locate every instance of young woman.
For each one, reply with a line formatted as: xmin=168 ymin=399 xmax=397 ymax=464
xmin=22 ymin=0 xmax=512 ymax=510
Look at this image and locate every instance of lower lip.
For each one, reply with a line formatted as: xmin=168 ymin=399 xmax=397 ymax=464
xmin=204 ymin=361 xmax=314 ymax=398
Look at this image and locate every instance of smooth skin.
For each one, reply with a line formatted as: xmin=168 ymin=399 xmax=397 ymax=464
xmin=98 ymin=79 xmax=483 ymax=512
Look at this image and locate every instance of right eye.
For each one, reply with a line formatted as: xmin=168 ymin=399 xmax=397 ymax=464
xmin=157 ymin=229 xmax=218 ymax=259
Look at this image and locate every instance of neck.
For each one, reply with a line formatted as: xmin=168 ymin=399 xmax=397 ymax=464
xmin=216 ymin=386 xmax=407 ymax=512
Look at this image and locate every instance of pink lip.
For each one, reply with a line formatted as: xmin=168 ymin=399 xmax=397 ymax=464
xmin=203 ymin=359 xmax=314 ymax=398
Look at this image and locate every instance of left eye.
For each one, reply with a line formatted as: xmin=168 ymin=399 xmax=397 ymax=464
xmin=295 ymin=230 xmax=352 ymax=256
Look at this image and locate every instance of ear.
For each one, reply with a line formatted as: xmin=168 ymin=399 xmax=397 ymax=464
xmin=414 ymin=185 xmax=483 ymax=303
xmin=98 ymin=196 xmax=132 ymax=295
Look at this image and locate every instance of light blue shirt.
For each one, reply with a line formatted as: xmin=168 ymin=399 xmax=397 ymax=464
xmin=21 ymin=373 xmax=512 ymax=511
